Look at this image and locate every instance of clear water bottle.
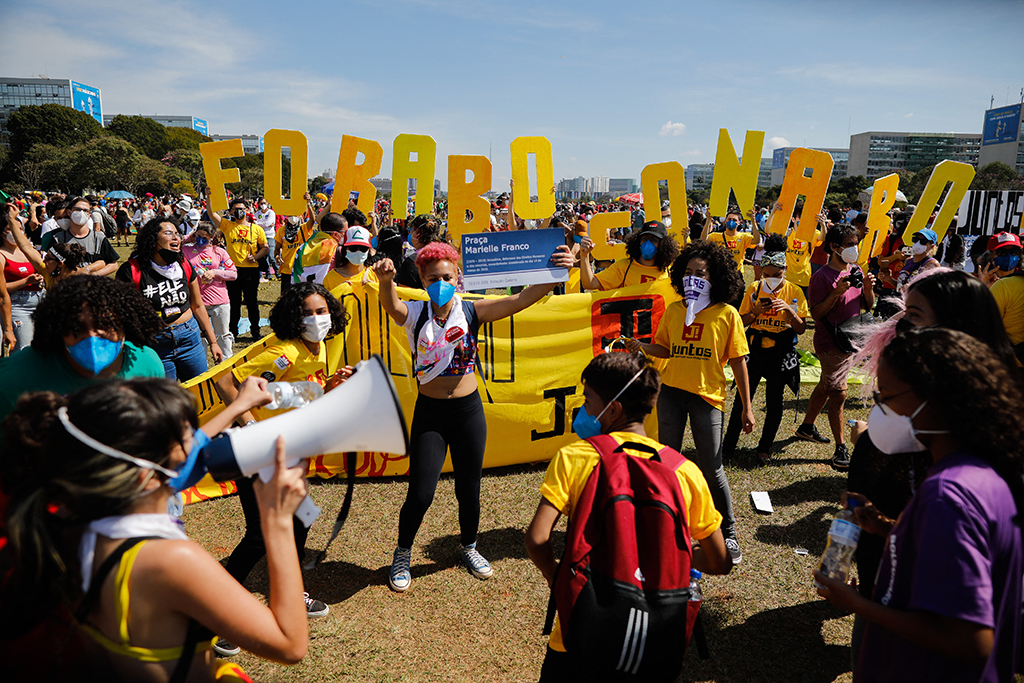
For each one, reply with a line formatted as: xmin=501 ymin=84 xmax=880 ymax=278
xmin=815 ymin=500 xmax=862 ymax=588
xmin=689 ymin=568 xmax=702 ymax=602
xmin=265 ymin=381 xmax=323 ymax=410
xmin=791 ymin=298 xmax=800 ymax=316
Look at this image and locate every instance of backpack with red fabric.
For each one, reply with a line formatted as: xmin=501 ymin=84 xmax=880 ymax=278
xmin=544 ymin=434 xmax=700 ymax=682
xmin=125 ymin=257 xmax=193 ymax=289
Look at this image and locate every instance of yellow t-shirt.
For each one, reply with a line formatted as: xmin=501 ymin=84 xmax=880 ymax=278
xmin=991 ymin=275 xmax=1024 ymax=347
xmin=539 ymin=431 xmax=722 ymax=652
xmin=231 ymin=339 xmax=328 ymax=421
xmin=279 ymin=223 xmax=315 ymax=275
xmin=221 ymin=220 xmax=267 ymax=269
xmin=323 ymin=266 xmax=379 ymax=292
xmin=708 ymin=231 xmax=756 ymax=270
xmin=739 ymin=280 xmax=809 ymax=348
xmin=594 ymin=257 xmax=667 ymax=290
xmin=785 ymin=234 xmax=820 ymax=288
xmin=654 ymin=301 xmax=748 ymax=410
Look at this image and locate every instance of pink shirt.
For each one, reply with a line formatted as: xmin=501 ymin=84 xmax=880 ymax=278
xmin=183 ymin=243 xmax=236 ymax=307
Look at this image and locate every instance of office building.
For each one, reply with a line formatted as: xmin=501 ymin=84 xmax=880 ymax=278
xmin=102 ymin=113 xmax=208 ymax=136
xmin=608 ymin=178 xmax=637 ymax=195
xmin=209 ymin=134 xmax=263 ymax=155
xmin=847 ymin=131 xmax=980 ymax=181
xmin=588 ymin=176 xmax=610 ymax=196
xmin=0 ymin=76 xmax=102 ymax=147
xmin=370 ymin=177 xmax=393 ymax=193
xmin=770 ymin=147 xmax=849 ymax=186
xmin=556 ymin=176 xmax=588 ymax=199
xmin=978 ymin=104 xmax=1024 ymax=176
xmin=686 ymin=163 xmax=715 ymax=191
xmin=758 ymin=158 xmax=773 ymax=188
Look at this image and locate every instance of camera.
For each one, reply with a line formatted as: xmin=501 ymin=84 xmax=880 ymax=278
xmin=845 ymin=269 xmax=863 ymax=289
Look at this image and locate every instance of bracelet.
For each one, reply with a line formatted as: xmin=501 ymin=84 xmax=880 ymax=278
xmin=245 ymin=420 xmax=257 ymax=427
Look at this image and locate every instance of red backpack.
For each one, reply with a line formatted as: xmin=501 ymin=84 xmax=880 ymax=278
xmin=544 ymin=434 xmax=700 ymax=681
xmin=126 ymin=257 xmax=192 ymax=289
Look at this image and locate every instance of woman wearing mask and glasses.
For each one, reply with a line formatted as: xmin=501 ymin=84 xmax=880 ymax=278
xmin=372 ymin=241 xmax=574 ymax=592
xmin=183 ymin=222 xmax=237 ymax=359
xmin=816 ymin=328 xmax=1024 ymax=682
xmin=213 ymin=282 xmax=352 ymax=655
xmin=627 ymin=239 xmax=755 ymax=566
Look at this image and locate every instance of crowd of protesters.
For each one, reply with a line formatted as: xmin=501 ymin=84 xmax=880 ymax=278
xmin=0 ymin=177 xmax=1022 ymax=683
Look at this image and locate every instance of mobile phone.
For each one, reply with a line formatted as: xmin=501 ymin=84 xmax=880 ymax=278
xmin=758 ymin=297 xmax=772 ymax=306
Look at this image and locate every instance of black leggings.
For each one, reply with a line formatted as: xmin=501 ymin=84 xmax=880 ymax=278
xmin=723 ymin=349 xmax=787 ymax=455
xmin=397 ymin=390 xmax=487 ymax=548
xmin=225 ymin=475 xmax=309 ymax=585
xmin=227 ymin=267 xmax=261 ymax=338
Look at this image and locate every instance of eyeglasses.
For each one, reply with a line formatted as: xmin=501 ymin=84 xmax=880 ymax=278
xmin=872 ymin=388 xmax=913 ymax=408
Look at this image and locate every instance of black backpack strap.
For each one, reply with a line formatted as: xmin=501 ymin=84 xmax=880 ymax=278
xmin=75 ymin=537 xmax=154 ymax=623
xmin=411 ymin=300 xmax=431 ymax=362
xmin=463 ymin=300 xmax=496 ymax=404
xmin=168 ymin=619 xmax=212 ymax=683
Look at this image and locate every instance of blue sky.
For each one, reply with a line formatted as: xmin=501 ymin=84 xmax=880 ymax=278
xmin=2 ymin=0 xmax=1022 ymax=190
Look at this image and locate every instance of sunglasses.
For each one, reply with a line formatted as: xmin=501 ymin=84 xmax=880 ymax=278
xmin=347 ymin=245 xmax=369 ymax=253
xmin=911 ymin=235 xmax=932 ymax=245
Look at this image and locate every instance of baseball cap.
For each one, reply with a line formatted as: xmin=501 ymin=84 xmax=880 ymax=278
xmin=185 ymin=209 xmax=201 ymax=226
xmin=914 ymin=228 xmax=938 ymax=244
xmin=988 ymin=231 xmax=1022 ymax=251
xmin=344 ymin=226 xmax=372 ymax=248
xmin=639 ymin=221 xmax=668 ymax=240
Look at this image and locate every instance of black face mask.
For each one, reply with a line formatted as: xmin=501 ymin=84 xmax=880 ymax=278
xmin=232 ymin=209 xmax=246 ymax=221
xmin=158 ymin=248 xmax=181 ymax=264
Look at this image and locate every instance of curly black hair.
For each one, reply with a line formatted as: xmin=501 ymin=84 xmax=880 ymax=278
xmin=624 ymin=230 xmax=681 ymax=271
xmin=130 ymin=217 xmax=180 ymax=266
xmin=883 ymin=328 xmax=1024 ymax=478
xmin=823 ymin=223 xmax=858 ymax=259
xmin=408 ymin=214 xmax=444 ymax=245
xmin=269 ymin=281 xmax=348 ymax=341
xmin=31 ymin=275 xmax=166 ymax=355
xmin=669 ymin=239 xmax=744 ymax=304
xmin=47 ymin=242 xmax=88 ymax=276
xmin=763 ymin=233 xmax=788 ymax=253
xmin=341 ymin=206 xmax=367 ymax=228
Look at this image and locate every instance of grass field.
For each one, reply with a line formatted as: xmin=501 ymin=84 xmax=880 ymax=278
xmin=150 ymin=240 xmax=869 ymax=683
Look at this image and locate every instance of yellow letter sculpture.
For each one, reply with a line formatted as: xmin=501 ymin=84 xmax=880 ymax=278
xmin=510 ymin=136 xmax=556 ymax=220
xmin=709 ymin=129 xmax=765 ymax=217
xmin=640 ymin=162 xmax=688 ymax=243
xmin=901 ymin=160 xmax=976 ymax=245
xmin=590 ymin=212 xmax=631 ymax=262
xmin=773 ymin=148 xmax=834 ymax=242
xmin=858 ymin=173 xmax=899 ymax=269
xmin=331 ymin=135 xmax=383 ymax=216
xmin=263 ymin=129 xmax=308 ymax=217
xmin=392 ymin=134 xmax=437 ymax=220
xmin=448 ymin=155 xmax=492 ymax=248
xmin=200 ymin=138 xmax=244 ymax=213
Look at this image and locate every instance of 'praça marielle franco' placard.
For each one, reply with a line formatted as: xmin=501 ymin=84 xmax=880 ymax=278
xmin=462 ymin=228 xmax=568 ymax=290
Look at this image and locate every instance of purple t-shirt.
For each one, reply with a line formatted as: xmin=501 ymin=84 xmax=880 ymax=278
xmin=856 ymin=452 xmax=1022 ymax=683
xmin=808 ymin=263 xmax=864 ymax=353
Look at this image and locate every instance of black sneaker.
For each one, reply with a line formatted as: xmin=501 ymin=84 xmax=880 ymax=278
xmin=831 ymin=443 xmax=851 ymax=470
xmin=796 ymin=423 xmax=831 ymax=444
xmin=214 ymin=639 xmax=240 ymax=657
xmin=304 ymin=592 xmax=329 ymax=618
xmin=725 ymin=537 xmax=743 ymax=566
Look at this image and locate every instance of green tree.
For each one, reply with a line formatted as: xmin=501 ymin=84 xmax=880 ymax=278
xmin=76 ymin=137 xmax=142 ymax=193
xmin=970 ymin=162 xmax=1021 ymax=190
xmin=173 ymin=180 xmax=197 ymax=196
xmin=827 ymin=175 xmax=869 ymax=204
xmin=164 ymin=127 xmax=210 ymax=151
xmin=26 ymin=144 xmax=76 ymax=191
xmin=134 ymin=157 xmax=169 ymax=196
xmin=309 ymin=175 xmax=330 ymax=194
xmin=897 ymin=165 xmax=934 ymax=205
xmin=5 ymin=104 xmax=106 ymax=162
xmin=163 ymin=149 xmax=206 ymax=190
xmin=106 ymin=114 xmax=170 ymax=159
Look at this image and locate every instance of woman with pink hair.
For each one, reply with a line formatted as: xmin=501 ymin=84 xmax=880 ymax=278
xmin=373 ymin=240 xmax=573 ymax=592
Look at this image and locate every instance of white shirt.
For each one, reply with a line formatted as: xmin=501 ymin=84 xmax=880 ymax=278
xmin=256 ymin=208 xmax=276 ymax=238
xmin=40 ymin=217 xmax=60 ymax=237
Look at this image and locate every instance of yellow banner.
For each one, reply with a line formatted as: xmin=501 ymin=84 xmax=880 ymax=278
xmin=181 ymin=279 xmax=681 ymax=503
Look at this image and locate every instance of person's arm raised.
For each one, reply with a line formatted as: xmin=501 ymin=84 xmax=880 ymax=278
xmin=6 ymin=204 xmax=44 ymax=272
xmin=473 ymin=246 xmax=574 ymax=324
xmin=700 ymin=213 xmax=714 ymax=241
xmin=371 ymin=258 xmax=409 ymax=325
xmin=577 ymin=237 xmax=604 ymax=291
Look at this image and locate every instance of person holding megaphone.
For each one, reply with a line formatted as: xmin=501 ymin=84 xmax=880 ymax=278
xmin=213 ymin=281 xmax=352 ymax=656
xmin=373 ymin=241 xmax=574 ymax=592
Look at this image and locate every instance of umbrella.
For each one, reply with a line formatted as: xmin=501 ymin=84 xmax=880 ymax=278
xmin=321 ymin=180 xmax=334 ymax=193
xmin=857 ymin=187 xmax=907 ymax=206
xmin=617 ymin=193 xmax=644 ymax=205
xmin=106 ymin=190 xmax=135 ymax=199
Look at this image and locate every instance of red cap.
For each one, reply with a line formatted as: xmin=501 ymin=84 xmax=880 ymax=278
xmin=988 ymin=232 xmax=1022 ymax=251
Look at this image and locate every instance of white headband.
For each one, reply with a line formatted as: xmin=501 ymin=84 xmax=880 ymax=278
xmin=57 ymin=407 xmax=178 ymax=478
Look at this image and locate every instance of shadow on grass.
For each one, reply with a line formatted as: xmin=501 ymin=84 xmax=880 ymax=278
xmin=679 ymin=600 xmax=852 ymax=683
xmin=421 ymin=526 xmax=565 ymax=565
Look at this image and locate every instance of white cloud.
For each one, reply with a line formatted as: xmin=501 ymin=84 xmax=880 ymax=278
xmin=680 ymin=149 xmax=701 ymax=156
xmin=659 ymin=121 xmax=686 ymax=136
xmin=765 ymin=136 xmax=791 ymax=154
xmin=904 ymin=113 xmax=914 ymax=118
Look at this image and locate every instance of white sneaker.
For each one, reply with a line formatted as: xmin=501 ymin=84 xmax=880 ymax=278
xmin=460 ymin=543 xmax=493 ymax=580
xmin=725 ymin=537 xmax=743 ymax=566
xmin=389 ymin=546 xmax=412 ymax=592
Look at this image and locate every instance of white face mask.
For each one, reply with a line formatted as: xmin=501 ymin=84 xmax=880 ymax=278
xmin=867 ymin=400 xmax=948 ymax=454
xmin=762 ymin=277 xmax=784 ymax=293
xmin=682 ymin=275 xmax=712 ymax=327
xmin=911 ymin=242 xmax=929 ymax=256
xmin=300 ymin=314 xmax=332 ymax=343
xmin=70 ymin=210 xmax=90 ymax=226
xmin=346 ymin=250 xmax=368 ymax=266
xmin=663 ymin=217 xmax=672 ymax=227
xmin=4 ymin=232 xmax=15 ymax=245
xmin=840 ymin=245 xmax=860 ymax=264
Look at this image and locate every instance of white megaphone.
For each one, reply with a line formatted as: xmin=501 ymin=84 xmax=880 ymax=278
xmin=202 ymin=354 xmax=408 ymax=485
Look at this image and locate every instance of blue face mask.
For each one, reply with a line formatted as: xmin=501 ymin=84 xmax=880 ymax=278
xmin=195 ymin=236 xmax=209 ymax=248
xmin=66 ymin=336 xmax=123 ymax=376
xmin=994 ymin=252 xmax=1020 ymax=272
xmin=167 ymin=428 xmax=211 ymax=493
xmin=426 ymin=280 xmax=455 ymax=307
xmin=640 ymin=239 xmax=657 ymax=260
xmin=370 ymin=236 xmax=379 ymax=249
xmin=725 ymin=220 xmax=738 ymax=231
xmin=571 ymin=366 xmax=647 ymax=439
xmin=573 ymin=234 xmax=583 ymax=244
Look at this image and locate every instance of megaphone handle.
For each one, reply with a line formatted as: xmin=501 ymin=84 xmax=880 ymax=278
xmin=295 ymin=494 xmax=321 ymax=528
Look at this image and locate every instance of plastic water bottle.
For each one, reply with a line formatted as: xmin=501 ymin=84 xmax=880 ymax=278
xmin=791 ymin=298 xmax=800 ymax=316
xmin=265 ymin=381 xmax=323 ymax=410
xmin=815 ymin=501 xmax=862 ymax=588
xmin=689 ymin=568 xmax=702 ymax=602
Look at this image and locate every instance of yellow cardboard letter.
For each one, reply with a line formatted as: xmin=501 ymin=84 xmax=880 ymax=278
xmin=858 ymin=173 xmax=899 ymax=269
xmin=392 ymin=134 xmax=437 ymax=220
xmin=590 ymin=212 xmax=631 ymax=262
xmin=448 ymin=155 xmax=492 ymax=248
xmin=331 ymin=135 xmax=383 ymax=216
xmin=709 ymin=129 xmax=765 ymax=217
xmin=510 ymin=137 xmax=555 ymax=220
xmin=901 ymin=160 xmax=976 ymax=245
xmin=200 ymin=139 xmax=244 ymax=213
xmin=640 ymin=162 xmax=688 ymax=242
xmin=773 ymin=148 xmax=834 ymax=242
xmin=263 ymin=129 xmax=308 ymax=217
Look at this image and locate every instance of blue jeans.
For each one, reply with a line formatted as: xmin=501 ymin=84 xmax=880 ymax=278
xmin=151 ymin=315 xmax=208 ymax=381
xmin=9 ymin=289 xmax=43 ymax=353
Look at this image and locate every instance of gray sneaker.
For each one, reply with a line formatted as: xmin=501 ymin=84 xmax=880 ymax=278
xmin=460 ymin=543 xmax=493 ymax=580
xmin=388 ymin=546 xmax=412 ymax=592
xmin=725 ymin=537 xmax=743 ymax=566
xmin=832 ymin=443 xmax=851 ymax=470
